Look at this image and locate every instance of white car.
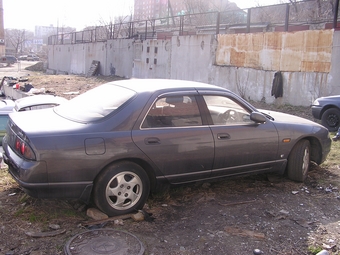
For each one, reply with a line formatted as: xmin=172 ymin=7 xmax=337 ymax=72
xmin=27 ymin=54 xmax=39 ymax=61
xmin=0 ymin=95 xmax=67 ymax=145
xmin=14 ymin=95 xmax=68 ymax=112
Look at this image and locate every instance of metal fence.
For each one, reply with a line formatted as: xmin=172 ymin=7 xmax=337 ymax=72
xmin=48 ymin=1 xmax=340 ymax=45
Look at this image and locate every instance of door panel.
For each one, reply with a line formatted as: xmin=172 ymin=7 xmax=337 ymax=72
xmin=133 ymin=127 xmax=214 ymax=183
xmin=201 ymin=95 xmax=279 ymax=177
xmin=132 ymin=94 xmax=214 ymax=183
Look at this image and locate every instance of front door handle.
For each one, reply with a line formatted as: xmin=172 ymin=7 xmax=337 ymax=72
xmin=217 ymin=133 xmax=230 ymax=140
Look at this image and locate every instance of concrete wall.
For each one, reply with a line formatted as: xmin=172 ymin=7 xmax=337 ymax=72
xmin=132 ymin=39 xmax=171 ymax=79
xmin=48 ymin=39 xmax=135 ymax=78
xmin=47 ymin=31 xmax=340 ymax=107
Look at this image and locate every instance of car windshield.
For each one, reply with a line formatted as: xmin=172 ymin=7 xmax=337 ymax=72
xmin=54 ymin=84 xmax=136 ymax=122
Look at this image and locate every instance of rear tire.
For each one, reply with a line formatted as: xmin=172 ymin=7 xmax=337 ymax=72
xmin=93 ymin=161 xmax=150 ymax=216
xmin=287 ymin=140 xmax=310 ymax=182
xmin=321 ymin=108 xmax=340 ymax=132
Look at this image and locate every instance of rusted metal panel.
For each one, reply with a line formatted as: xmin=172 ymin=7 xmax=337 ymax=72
xmin=216 ymin=30 xmax=333 ymax=73
xmin=230 ymin=48 xmax=245 ymax=66
xmin=236 ymin=34 xmax=249 ymax=52
xmin=252 ymin=33 xmax=265 ymax=52
xmin=264 ymin=32 xmax=283 ymax=50
xmin=280 ymin=49 xmax=303 ymax=71
xmin=261 ymin=50 xmax=281 ymax=70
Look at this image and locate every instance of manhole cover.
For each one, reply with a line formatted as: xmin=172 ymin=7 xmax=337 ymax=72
xmin=64 ymin=228 xmax=145 ymax=255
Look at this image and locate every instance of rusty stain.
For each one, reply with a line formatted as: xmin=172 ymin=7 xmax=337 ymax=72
xmin=230 ymin=48 xmax=245 ymax=66
xmin=216 ymin=30 xmax=333 ymax=73
xmin=264 ymin=32 xmax=282 ymax=50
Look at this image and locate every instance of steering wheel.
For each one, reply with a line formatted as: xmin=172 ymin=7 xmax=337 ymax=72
xmin=218 ymin=109 xmax=234 ymax=123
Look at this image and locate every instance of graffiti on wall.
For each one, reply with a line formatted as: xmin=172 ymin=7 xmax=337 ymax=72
xmin=216 ymin=30 xmax=333 ymax=73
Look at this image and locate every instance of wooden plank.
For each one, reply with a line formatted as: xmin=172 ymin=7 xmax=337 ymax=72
xmin=86 ymin=60 xmax=100 ymax=77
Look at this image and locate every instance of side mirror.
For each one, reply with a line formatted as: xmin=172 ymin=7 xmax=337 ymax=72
xmin=250 ymin=112 xmax=267 ymax=124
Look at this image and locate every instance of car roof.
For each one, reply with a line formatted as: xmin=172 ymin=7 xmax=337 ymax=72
xmin=110 ymin=79 xmax=228 ymax=93
xmin=14 ymin=95 xmax=68 ymax=111
xmin=0 ymin=99 xmax=15 ymax=114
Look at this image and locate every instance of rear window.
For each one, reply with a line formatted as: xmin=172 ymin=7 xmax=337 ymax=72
xmin=54 ymin=84 xmax=136 ymax=122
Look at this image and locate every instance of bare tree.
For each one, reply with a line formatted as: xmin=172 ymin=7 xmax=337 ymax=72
xmin=209 ymin=0 xmax=239 ymax=12
xmin=5 ymin=29 xmax=33 ymax=55
xmin=183 ymin=0 xmax=210 ymax=14
xmin=96 ymin=6 xmax=134 ymax=40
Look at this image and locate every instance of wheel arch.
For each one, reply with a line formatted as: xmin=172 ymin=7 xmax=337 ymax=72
xmin=287 ymin=137 xmax=321 ymax=166
xmin=320 ymin=105 xmax=340 ymax=117
xmin=284 ymin=137 xmax=321 ymax=173
xmin=308 ymin=137 xmax=323 ymax=165
xmin=93 ymin=158 xmax=158 ymax=193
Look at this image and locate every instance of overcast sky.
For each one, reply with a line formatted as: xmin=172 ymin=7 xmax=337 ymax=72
xmin=3 ymin=0 xmax=283 ymax=32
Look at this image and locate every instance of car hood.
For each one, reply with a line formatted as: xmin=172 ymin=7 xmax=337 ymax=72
xmin=259 ymin=109 xmax=322 ymax=129
xmin=317 ymin=95 xmax=340 ymax=101
xmin=8 ymin=108 xmax=86 ymax=135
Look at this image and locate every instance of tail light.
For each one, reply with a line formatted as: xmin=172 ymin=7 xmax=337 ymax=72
xmin=14 ymin=137 xmax=36 ymax=160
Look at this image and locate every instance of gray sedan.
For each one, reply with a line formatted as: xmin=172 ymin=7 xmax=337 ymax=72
xmin=2 ymin=79 xmax=331 ymax=216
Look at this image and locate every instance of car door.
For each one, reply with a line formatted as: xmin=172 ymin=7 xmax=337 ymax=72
xmin=199 ymin=92 xmax=280 ymax=177
xmin=132 ymin=92 xmax=215 ymax=184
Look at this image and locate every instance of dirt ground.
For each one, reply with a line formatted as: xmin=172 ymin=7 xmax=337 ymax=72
xmin=0 ymin=69 xmax=340 ymax=255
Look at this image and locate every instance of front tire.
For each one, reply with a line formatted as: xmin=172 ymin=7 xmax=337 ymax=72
xmin=93 ymin=161 xmax=150 ymax=216
xmin=287 ymin=140 xmax=310 ymax=182
xmin=321 ymin=108 xmax=340 ymax=132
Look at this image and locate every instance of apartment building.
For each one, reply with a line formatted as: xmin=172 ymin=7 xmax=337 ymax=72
xmin=133 ymin=0 xmax=235 ymax=21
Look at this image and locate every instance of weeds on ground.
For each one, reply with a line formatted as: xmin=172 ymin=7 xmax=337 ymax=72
xmin=321 ymin=133 xmax=340 ymax=169
xmin=0 ymin=166 xmax=16 ymax=191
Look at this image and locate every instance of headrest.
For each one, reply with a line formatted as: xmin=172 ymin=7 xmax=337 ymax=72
xmin=165 ymin=96 xmax=184 ymax=104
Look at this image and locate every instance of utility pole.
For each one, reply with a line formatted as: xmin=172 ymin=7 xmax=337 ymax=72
xmin=168 ymin=0 xmax=175 ymax=25
xmin=0 ymin=0 xmax=5 ymax=55
xmin=334 ymin=0 xmax=340 ymax=29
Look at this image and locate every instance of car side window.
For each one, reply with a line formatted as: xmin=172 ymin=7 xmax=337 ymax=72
xmin=142 ymin=95 xmax=202 ymax=128
xmin=203 ymin=95 xmax=252 ymax=125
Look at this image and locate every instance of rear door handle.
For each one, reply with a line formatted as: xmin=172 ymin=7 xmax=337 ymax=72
xmin=144 ymin=137 xmax=161 ymax=145
xmin=217 ymin=133 xmax=230 ymax=140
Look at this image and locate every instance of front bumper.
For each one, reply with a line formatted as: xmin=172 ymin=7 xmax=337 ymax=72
xmin=311 ymin=106 xmax=322 ymax=120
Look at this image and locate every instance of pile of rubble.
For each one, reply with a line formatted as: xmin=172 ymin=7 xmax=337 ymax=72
xmin=24 ymin=61 xmax=45 ymax=72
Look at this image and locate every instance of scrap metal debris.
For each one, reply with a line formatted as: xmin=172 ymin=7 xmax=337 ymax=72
xmin=25 ymin=228 xmax=66 ymax=238
xmin=218 ymin=199 xmax=257 ymax=206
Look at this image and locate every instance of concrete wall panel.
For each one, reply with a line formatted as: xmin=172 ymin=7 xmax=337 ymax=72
xmin=132 ymin=39 xmax=171 ymax=79
xmin=170 ymin=35 xmax=213 ymax=82
xmin=47 ymin=30 xmax=340 ymax=107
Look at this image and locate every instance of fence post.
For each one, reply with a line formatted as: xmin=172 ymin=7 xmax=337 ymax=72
xmin=216 ymin=12 xmax=220 ymax=35
xmin=247 ymin=8 xmax=251 ymax=33
xmin=285 ymin=3 xmax=290 ymax=31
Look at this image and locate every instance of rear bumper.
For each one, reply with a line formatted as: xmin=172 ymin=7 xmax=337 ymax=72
xmin=3 ymin=145 xmax=92 ymax=202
